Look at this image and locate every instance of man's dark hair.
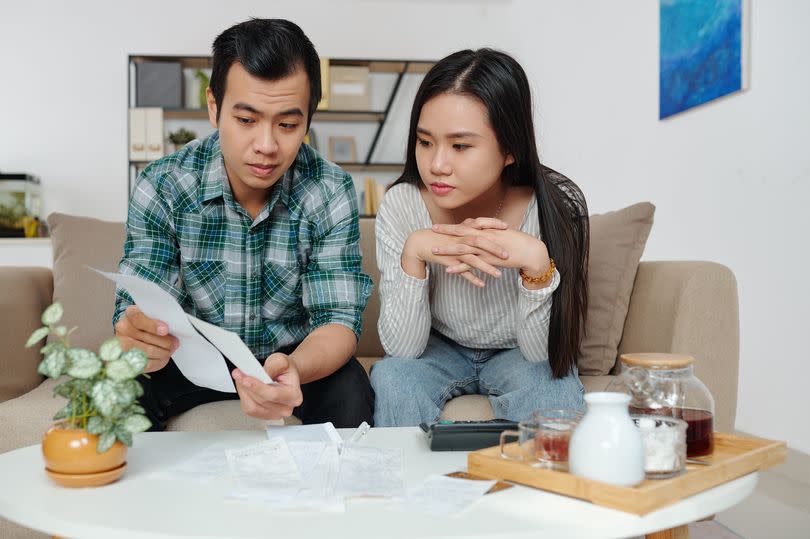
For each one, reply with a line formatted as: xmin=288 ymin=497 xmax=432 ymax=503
xmin=210 ymin=18 xmax=321 ymax=127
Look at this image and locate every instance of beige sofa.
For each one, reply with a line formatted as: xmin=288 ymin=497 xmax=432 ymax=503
xmin=0 ymin=209 xmax=740 ymax=537
xmin=0 ymin=212 xmax=740 ymax=452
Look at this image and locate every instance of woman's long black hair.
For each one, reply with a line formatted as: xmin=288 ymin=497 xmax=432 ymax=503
xmin=393 ymin=48 xmax=589 ymax=378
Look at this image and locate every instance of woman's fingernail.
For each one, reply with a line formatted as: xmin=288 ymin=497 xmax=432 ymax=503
xmin=502 ymin=251 xmax=508 ymax=258
xmin=432 ymin=247 xmax=439 ymax=253
xmin=242 ymin=379 xmax=252 ymax=388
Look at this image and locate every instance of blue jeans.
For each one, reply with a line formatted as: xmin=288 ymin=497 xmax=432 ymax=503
xmin=370 ymin=332 xmax=584 ymax=427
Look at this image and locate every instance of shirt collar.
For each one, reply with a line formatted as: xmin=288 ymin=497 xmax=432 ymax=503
xmin=199 ymin=133 xmax=311 ymax=220
xmin=201 ymin=132 xmax=225 ymax=203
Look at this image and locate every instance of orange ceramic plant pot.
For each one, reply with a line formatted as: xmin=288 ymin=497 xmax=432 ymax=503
xmin=41 ymin=426 xmax=127 ymax=487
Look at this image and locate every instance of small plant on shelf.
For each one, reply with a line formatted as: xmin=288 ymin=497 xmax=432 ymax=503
xmin=168 ymin=128 xmax=197 ymax=151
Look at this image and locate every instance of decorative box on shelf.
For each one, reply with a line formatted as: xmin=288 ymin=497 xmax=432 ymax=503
xmin=129 ymin=108 xmax=164 ymax=161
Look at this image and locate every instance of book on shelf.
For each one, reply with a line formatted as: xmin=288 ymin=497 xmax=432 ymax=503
xmin=363 ymin=177 xmax=389 ymax=216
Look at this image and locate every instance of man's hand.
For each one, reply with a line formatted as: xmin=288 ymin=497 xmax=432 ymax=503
xmin=114 ymin=305 xmax=179 ymax=373
xmin=232 ymin=352 xmax=304 ymax=421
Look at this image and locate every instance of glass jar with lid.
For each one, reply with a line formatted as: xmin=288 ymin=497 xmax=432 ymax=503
xmin=606 ymin=353 xmax=715 ymax=457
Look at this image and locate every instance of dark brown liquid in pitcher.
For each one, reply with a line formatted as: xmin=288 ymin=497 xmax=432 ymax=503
xmin=630 ymin=407 xmax=714 ymax=457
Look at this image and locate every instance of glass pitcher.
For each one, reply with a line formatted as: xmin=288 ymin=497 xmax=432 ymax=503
xmin=606 ymin=353 xmax=715 ymax=457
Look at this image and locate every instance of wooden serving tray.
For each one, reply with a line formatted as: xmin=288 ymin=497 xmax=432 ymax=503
xmin=467 ymin=432 xmax=786 ymax=515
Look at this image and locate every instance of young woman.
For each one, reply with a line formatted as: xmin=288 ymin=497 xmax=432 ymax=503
xmin=371 ymin=48 xmax=589 ymax=426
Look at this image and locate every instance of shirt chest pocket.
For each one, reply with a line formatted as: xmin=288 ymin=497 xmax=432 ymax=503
xmin=260 ymin=258 xmax=302 ymax=319
xmin=177 ymin=214 xmax=226 ymax=322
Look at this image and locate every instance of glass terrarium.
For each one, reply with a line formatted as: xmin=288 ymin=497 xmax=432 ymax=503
xmin=0 ymin=173 xmax=41 ymax=237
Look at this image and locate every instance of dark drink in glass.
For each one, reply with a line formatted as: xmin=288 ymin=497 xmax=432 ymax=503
xmin=682 ymin=408 xmax=713 ymax=457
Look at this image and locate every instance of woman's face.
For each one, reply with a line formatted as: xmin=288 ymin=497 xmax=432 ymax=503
xmin=415 ymin=92 xmax=513 ymax=212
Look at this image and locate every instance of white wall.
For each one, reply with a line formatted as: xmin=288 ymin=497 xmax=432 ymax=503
xmin=2 ymin=1 xmax=808 ymax=452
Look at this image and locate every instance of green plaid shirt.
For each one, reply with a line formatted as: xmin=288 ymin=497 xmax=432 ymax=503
xmin=114 ymin=132 xmax=372 ymax=360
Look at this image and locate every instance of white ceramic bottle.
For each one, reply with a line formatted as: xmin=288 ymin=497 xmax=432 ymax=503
xmin=568 ymin=392 xmax=645 ymax=486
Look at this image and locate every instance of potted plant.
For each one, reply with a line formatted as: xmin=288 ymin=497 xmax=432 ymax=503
xmin=168 ymin=127 xmax=197 ymax=152
xmin=26 ymin=302 xmax=151 ymax=487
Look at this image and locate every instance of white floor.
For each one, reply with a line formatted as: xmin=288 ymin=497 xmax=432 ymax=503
xmin=715 ymin=445 xmax=810 ymax=538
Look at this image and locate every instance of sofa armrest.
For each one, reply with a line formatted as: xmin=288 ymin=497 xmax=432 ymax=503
xmin=0 ymin=266 xmax=53 ymax=402
xmin=617 ymin=261 xmax=740 ymax=432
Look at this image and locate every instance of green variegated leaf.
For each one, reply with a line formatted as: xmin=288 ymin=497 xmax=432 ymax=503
xmin=115 ymin=429 xmax=133 ymax=447
xmin=128 ymin=404 xmax=146 ymax=415
xmin=40 ymin=342 xmax=65 ymax=356
xmin=97 ymin=431 xmax=116 ymax=453
xmin=54 ymin=326 xmax=68 ymax=337
xmin=106 ymin=359 xmax=134 ymax=382
xmin=120 ymin=348 xmax=148 ymax=374
xmin=53 ymin=402 xmax=73 ymax=420
xmin=38 ymin=349 xmax=67 ymax=379
xmin=26 ymin=327 xmax=49 ymax=348
xmin=53 ymin=380 xmax=74 ymax=398
xmin=41 ymin=303 xmax=64 ymax=326
xmin=99 ymin=338 xmax=123 ymax=362
xmin=114 ymin=380 xmax=136 ymax=407
xmin=92 ymin=380 xmax=118 ymax=417
xmin=86 ymin=416 xmax=111 ymax=435
xmin=66 ymin=349 xmax=102 ymax=379
xmin=133 ymin=380 xmax=144 ymax=397
xmin=121 ymin=414 xmax=151 ymax=433
xmin=74 ymin=379 xmax=94 ymax=394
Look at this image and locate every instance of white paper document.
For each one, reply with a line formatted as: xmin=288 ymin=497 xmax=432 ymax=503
xmin=227 ymin=441 xmax=345 ymax=512
xmin=226 ymin=438 xmax=301 ymax=489
xmin=97 ymin=269 xmax=271 ymax=392
xmin=265 ymin=422 xmax=343 ymax=447
xmin=335 ymin=446 xmax=406 ymax=499
xmin=404 ymin=475 xmax=496 ymax=515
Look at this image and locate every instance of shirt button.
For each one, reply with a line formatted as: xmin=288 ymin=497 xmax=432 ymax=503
xmin=249 ymin=314 xmax=256 ymax=321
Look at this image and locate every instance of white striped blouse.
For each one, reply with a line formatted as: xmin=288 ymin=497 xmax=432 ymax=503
xmin=375 ymin=182 xmax=560 ymax=362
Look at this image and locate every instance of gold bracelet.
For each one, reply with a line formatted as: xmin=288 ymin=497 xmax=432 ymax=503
xmin=520 ymin=258 xmax=556 ymax=284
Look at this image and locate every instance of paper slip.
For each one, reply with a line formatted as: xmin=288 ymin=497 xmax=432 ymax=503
xmin=150 ymin=442 xmax=232 ymax=482
xmin=226 ymin=438 xmax=301 ymax=489
xmin=335 ymin=446 xmax=405 ymax=499
xmin=403 ymin=475 xmax=496 ymax=516
xmin=265 ymin=422 xmax=343 ymax=447
xmin=227 ymin=442 xmax=345 ymax=512
xmin=96 ymin=269 xmax=271 ymax=392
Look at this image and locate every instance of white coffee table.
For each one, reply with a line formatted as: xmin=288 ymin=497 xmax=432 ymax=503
xmin=0 ymin=427 xmax=757 ymax=539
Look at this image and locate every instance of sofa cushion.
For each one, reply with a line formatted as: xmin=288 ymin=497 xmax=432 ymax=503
xmin=357 ymin=218 xmax=384 ymax=357
xmin=47 ymin=213 xmax=126 ymax=350
xmin=165 ymin=401 xmax=297 ymax=431
xmin=579 ymin=202 xmax=655 ymax=375
xmin=0 ymin=267 xmax=53 ymax=402
xmin=0 ymin=378 xmax=62 ymax=455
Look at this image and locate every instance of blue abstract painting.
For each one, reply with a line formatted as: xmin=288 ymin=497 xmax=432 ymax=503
xmin=660 ymin=0 xmax=746 ymax=119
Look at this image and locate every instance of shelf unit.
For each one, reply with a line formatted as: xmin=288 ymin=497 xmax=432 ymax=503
xmin=127 ymin=55 xmax=435 ymax=199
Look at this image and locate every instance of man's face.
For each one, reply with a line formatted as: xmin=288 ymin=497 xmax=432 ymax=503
xmin=207 ymin=62 xmax=310 ymax=207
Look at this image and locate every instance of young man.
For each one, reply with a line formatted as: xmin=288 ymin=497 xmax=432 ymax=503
xmin=113 ymin=19 xmax=373 ymax=429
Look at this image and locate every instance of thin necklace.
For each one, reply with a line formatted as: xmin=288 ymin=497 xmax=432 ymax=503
xmin=493 ymin=192 xmax=506 ymax=219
